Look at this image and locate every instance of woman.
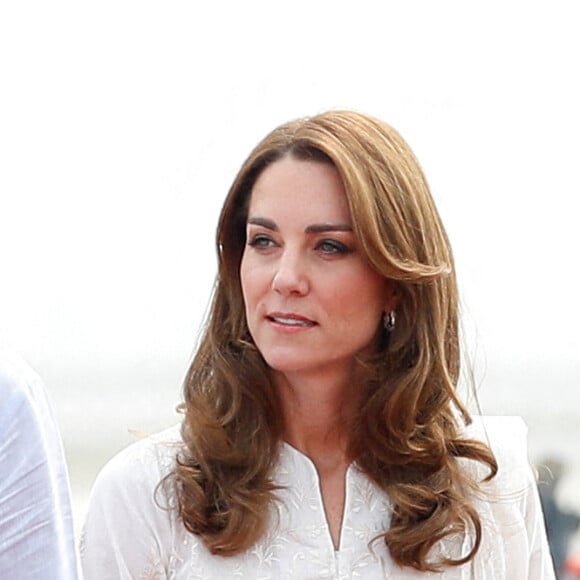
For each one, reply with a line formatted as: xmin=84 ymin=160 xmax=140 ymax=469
xmin=81 ymin=110 xmax=554 ymax=578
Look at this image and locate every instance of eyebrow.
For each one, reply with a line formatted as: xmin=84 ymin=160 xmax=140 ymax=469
xmin=247 ymin=217 xmax=353 ymax=234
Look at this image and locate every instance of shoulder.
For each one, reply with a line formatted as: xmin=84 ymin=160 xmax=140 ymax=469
xmin=0 ymin=349 xmax=47 ymax=415
xmin=458 ymin=415 xmax=533 ymax=496
xmin=0 ymin=349 xmax=63 ymax=461
xmin=465 ymin=415 xmax=528 ymax=459
xmin=465 ymin=414 xmax=527 ymax=443
xmin=92 ymin=424 xmax=183 ymax=498
xmin=85 ymin=423 xmax=185 ymax=525
xmin=464 ymin=415 xmax=531 ymax=492
xmin=463 ymin=415 xmax=530 ymax=488
xmin=81 ymin=424 xmax=186 ymax=577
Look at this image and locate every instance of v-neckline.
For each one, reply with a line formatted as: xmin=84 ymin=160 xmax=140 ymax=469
xmin=280 ymin=441 xmax=355 ymax=551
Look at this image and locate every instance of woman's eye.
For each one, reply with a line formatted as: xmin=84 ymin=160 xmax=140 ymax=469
xmin=248 ymin=234 xmax=275 ymax=248
xmin=317 ymin=240 xmax=350 ymax=254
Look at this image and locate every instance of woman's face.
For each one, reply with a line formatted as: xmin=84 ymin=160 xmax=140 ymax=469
xmin=240 ymin=156 xmax=397 ymax=385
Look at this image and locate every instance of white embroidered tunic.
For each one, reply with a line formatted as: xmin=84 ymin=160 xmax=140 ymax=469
xmin=80 ymin=417 xmax=554 ymax=579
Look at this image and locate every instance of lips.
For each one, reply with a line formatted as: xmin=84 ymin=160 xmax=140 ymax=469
xmin=267 ymin=313 xmax=317 ymax=327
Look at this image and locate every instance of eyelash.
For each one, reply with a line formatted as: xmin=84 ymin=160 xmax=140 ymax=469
xmin=247 ymin=234 xmax=351 ymax=255
xmin=316 ymin=240 xmax=351 ymax=254
xmin=247 ymin=234 xmax=275 ymax=248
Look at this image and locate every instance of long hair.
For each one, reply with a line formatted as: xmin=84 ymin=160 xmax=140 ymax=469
xmin=172 ymin=110 xmax=497 ymax=571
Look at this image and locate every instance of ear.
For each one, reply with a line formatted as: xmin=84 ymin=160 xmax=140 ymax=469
xmin=384 ymin=281 xmax=401 ymax=312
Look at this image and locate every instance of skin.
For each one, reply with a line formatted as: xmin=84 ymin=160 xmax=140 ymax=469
xmin=240 ymin=156 xmax=398 ymax=548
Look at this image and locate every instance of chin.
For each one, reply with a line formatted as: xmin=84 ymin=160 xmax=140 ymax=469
xmin=263 ymin=358 xmax=309 ymax=374
xmin=260 ymin=352 xmax=315 ymax=375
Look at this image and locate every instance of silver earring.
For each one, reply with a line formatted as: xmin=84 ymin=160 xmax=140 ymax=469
xmin=384 ymin=310 xmax=396 ymax=333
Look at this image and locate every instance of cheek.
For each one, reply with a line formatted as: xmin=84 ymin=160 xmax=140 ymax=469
xmin=239 ymin=261 xmax=249 ymax=299
xmin=327 ymin=285 xmax=380 ymax=331
xmin=335 ymin=269 xmax=387 ymax=310
xmin=239 ymin=254 xmax=254 ymax=299
xmin=240 ymin=258 xmax=266 ymax=310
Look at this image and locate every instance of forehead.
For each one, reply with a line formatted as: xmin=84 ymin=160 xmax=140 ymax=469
xmin=248 ymin=157 xmax=351 ymax=222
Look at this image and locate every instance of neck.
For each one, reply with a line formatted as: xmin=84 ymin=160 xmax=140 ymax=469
xmin=272 ymin=369 xmax=358 ymax=463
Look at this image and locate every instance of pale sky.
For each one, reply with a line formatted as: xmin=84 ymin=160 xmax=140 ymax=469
xmin=1 ymin=1 xmax=579 ymax=421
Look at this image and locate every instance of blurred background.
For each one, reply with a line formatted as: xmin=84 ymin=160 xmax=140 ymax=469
xmin=1 ymin=0 xmax=579 ymax=566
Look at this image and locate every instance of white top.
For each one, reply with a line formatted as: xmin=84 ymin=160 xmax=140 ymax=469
xmin=80 ymin=416 xmax=554 ymax=579
xmin=0 ymin=351 xmax=79 ymax=580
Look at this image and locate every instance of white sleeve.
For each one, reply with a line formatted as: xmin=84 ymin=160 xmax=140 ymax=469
xmin=477 ymin=416 xmax=556 ymax=579
xmin=0 ymin=352 xmax=79 ymax=580
xmin=80 ymin=432 xmax=179 ymax=580
xmin=523 ymin=459 xmax=557 ymax=578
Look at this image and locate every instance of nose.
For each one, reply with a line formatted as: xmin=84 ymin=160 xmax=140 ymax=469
xmin=271 ymin=249 xmax=309 ymax=296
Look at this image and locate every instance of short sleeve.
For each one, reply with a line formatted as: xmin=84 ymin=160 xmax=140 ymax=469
xmin=80 ymin=427 xmax=181 ymax=580
xmin=0 ymin=351 xmax=79 ymax=580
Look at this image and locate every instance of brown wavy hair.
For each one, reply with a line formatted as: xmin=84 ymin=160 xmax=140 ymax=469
xmin=172 ymin=110 xmax=497 ymax=571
